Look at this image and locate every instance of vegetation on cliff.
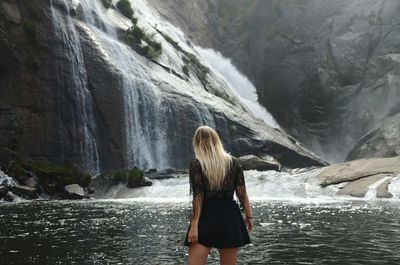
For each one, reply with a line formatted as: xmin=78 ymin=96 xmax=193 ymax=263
xmin=4 ymin=160 xmax=91 ymax=193
xmin=116 ymin=0 xmax=134 ymax=19
xmin=112 ymin=167 xmax=152 ymax=188
xmin=126 ymin=25 xmax=162 ymax=59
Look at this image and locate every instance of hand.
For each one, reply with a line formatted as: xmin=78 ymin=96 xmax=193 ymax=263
xmin=188 ymin=224 xmax=198 ymax=244
xmin=245 ymin=217 xmax=253 ymax=233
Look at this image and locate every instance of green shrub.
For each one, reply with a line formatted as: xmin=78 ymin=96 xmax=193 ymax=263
xmin=131 ymin=16 xmax=138 ymax=25
xmin=112 ymin=167 xmax=145 ymax=188
xmin=23 ymin=22 xmax=38 ymax=44
xmin=185 ymin=53 xmax=210 ymax=83
xmin=117 ymin=0 xmax=134 ymax=19
xmin=147 ymin=41 xmax=162 ymax=58
xmin=127 ymin=168 xmax=145 ymax=188
xmin=127 ymin=25 xmax=145 ymax=44
xmin=127 ymin=26 xmax=162 ymax=59
xmin=101 ymin=0 xmax=112 ymax=9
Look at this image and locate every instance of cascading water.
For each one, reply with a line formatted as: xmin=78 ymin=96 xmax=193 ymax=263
xmin=195 ymin=47 xmax=280 ymax=128
xmin=98 ymin=169 xmax=400 ymax=202
xmin=50 ymin=0 xmax=100 ymax=176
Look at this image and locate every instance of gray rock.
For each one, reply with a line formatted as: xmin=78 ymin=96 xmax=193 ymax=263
xmin=0 ymin=0 xmax=21 ymax=24
xmin=0 ymin=0 xmax=326 ymax=179
xmin=336 ymin=174 xmax=391 ymax=198
xmin=237 ymin=154 xmax=281 ymax=171
xmin=376 ymin=177 xmax=393 ymax=199
xmin=11 ymin=184 xmax=38 ymax=199
xmin=148 ymin=0 xmax=400 ymax=164
xmin=347 ymin=113 xmax=400 ymax=161
xmin=64 ymin=184 xmax=85 ymax=200
xmin=319 ymin=156 xmax=400 ymax=186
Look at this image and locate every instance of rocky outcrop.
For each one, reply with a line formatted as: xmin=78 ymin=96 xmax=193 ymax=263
xmin=318 ymin=156 xmax=400 ymax=186
xmin=237 ymin=154 xmax=281 ymax=171
xmin=336 ymin=173 xmax=392 ymax=198
xmin=347 ymin=112 xmax=400 ymax=161
xmin=63 ymin=184 xmax=84 ymax=199
xmin=11 ymin=184 xmax=38 ymax=199
xmin=147 ymin=0 xmax=400 ymax=164
xmin=318 ymin=156 xmax=400 ymax=198
xmin=0 ymin=0 xmax=326 ymax=184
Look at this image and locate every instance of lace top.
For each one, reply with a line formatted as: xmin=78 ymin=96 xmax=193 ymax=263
xmin=188 ymin=156 xmax=247 ymax=215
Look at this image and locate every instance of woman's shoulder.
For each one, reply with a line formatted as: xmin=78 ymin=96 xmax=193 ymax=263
xmin=189 ymin=158 xmax=201 ymax=169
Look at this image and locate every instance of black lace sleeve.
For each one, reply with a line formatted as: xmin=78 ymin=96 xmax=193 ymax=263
xmin=234 ymin=158 xmax=247 ymax=209
xmin=189 ymin=159 xmax=205 ymax=197
xmin=234 ymin=158 xmax=246 ymax=188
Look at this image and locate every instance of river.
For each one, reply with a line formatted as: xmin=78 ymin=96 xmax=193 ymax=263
xmin=1 ymin=199 xmax=399 ymax=264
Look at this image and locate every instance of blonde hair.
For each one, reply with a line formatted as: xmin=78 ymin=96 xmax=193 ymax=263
xmin=193 ymin=125 xmax=233 ymax=190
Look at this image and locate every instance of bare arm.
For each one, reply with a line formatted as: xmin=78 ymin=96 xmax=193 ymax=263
xmin=236 ymin=185 xmax=253 ymax=220
xmin=191 ymin=192 xmax=203 ymax=226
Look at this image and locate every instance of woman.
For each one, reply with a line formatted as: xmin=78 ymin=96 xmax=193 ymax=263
xmin=184 ymin=125 xmax=253 ymax=265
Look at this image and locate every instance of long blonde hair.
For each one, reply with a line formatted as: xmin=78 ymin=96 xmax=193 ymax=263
xmin=193 ymin=125 xmax=233 ymax=190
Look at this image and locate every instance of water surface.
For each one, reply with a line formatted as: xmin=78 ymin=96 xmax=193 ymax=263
xmin=1 ymin=200 xmax=399 ymax=264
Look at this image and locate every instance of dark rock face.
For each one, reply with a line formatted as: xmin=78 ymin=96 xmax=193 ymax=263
xmin=0 ymin=185 xmax=9 ymax=198
xmin=0 ymin=0 xmax=326 ymax=181
xmin=147 ymin=0 xmax=400 ymax=163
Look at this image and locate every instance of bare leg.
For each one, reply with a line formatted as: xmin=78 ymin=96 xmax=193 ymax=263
xmin=218 ymin=247 xmax=239 ymax=265
xmin=188 ymin=243 xmax=211 ymax=265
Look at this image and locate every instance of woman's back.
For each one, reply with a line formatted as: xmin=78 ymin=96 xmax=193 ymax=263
xmin=189 ymin=157 xmax=245 ymax=196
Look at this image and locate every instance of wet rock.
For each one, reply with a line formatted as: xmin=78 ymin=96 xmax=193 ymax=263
xmin=11 ymin=184 xmax=38 ymax=199
xmin=0 ymin=0 xmax=21 ymax=24
xmin=127 ymin=176 xmax=152 ymax=189
xmin=319 ymin=156 xmax=400 ymax=186
xmin=146 ymin=168 xmax=188 ymax=180
xmin=376 ymin=178 xmax=393 ymax=199
xmin=237 ymin=154 xmax=281 ymax=171
xmin=22 ymin=176 xmax=37 ymax=188
xmin=336 ymin=174 xmax=391 ymax=198
xmin=87 ymin=185 xmax=96 ymax=194
xmin=0 ymin=185 xmax=9 ymax=198
xmin=64 ymin=184 xmax=85 ymax=200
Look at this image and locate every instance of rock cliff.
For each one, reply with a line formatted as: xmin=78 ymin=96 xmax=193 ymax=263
xmin=0 ymin=0 xmax=326 ymax=177
xmin=147 ymin=0 xmax=400 ymax=163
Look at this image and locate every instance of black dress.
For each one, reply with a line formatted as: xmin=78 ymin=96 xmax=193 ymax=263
xmin=183 ymin=157 xmax=251 ymax=249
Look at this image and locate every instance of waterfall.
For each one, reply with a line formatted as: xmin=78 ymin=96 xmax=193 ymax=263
xmin=195 ymin=47 xmax=280 ymax=128
xmin=50 ymin=0 xmax=100 ymax=176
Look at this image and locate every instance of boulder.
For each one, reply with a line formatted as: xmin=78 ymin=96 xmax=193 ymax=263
xmin=0 ymin=185 xmax=9 ymax=198
xmin=64 ymin=184 xmax=85 ymax=199
xmin=127 ymin=177 xmax=152 ymax=189
xmin=237 ymin=155 xmax=281 ymax=171
xmin=11 ymin=184 xmax=38 ymax=199
xmin=336 ymin=174 xmax=392 ymax=198
xmin=319 ymin=156 xmax=400 ymax=186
